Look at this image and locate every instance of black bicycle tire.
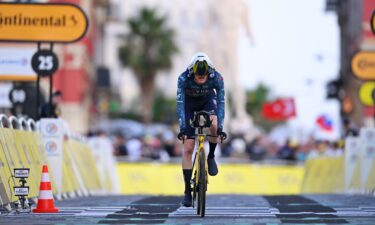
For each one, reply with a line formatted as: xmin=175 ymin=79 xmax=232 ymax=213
xmin=195 ymin=161 xmax=201 ymax=215
xmin=199 ymin=150 xmax=206 ymax=217
xmin=192 ymin=171 xmax=197 ymax=209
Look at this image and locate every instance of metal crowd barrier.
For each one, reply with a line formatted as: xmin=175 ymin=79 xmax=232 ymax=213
xmin=0 ymin=114 xmax=115 ymax=210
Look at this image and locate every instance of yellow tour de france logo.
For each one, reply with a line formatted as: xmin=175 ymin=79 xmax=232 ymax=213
xmin=0 ymin=3 xmax=88 ymax=43
xmin=359 ymin=81 xmax=375 ymax=107
xmin=351 ymin=52 xmax=375 ymax=80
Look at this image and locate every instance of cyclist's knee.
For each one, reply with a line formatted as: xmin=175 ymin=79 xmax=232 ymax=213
xmin=183 ymin=140 xmax=195 ymax=155
xmin=210 ymin=123 xmax=217 ymax=134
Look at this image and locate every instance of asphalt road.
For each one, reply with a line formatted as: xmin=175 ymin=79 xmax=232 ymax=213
xmin=1 ymin=194 xmax=375 ymax=224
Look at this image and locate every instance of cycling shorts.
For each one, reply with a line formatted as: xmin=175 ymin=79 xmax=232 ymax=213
xmin=185 ymin=93 xmax=217 ymax=139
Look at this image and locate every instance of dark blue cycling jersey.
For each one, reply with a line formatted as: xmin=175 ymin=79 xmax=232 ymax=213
xmin=177 ymin=67 xmax=225 ymax=132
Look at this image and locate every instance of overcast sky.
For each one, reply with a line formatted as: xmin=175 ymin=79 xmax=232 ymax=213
xmin=238 ymin=0 xmax=341 ymax=138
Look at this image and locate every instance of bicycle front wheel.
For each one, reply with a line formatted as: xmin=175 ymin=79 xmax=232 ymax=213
xmin=198 ymin=149 xmax=206 ymax=217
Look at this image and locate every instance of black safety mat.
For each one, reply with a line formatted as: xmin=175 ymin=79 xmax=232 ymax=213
xmin=264 ymin=195 xmax=348 ymax=224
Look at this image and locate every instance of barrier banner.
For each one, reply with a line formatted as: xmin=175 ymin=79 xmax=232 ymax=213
xmin=345 ymin=137 xmax=361 ymax=192
xmin=88 ymin=136 xmax=120 ymax=193
xmin=40 ymin=119 xmax=63 ymax=195
xmin=117 ymin=163 xmax=304 ymax=195
xmin=360 ymin=128 xmax=375 ymax=192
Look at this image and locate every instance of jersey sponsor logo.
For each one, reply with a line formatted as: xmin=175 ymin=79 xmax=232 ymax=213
xmin=186 ymin=88 xmax=211 ymax=97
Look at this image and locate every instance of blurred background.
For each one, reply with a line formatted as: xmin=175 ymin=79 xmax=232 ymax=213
xmin=0 ymin=0 xmax=374 ymax=194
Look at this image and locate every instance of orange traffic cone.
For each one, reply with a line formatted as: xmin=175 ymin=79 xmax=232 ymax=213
xmin=33 ymin=165 xmax=59 ymax=213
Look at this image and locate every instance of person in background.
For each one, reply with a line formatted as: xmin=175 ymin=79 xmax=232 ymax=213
xmin=342 ymin=117 xmax=359 ymax=137
xmin=277 ymin=139 xmax=298 ymax=161
xmin=39 ymin=90 xmax=62 ymax=118
xmin=114 ymin=133 xmax=128 ymax=156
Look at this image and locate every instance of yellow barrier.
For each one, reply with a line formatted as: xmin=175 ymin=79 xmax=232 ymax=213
xmin=0 ymin=127 xmax=24 ymax=202
xmin=117 ymin=163 xmax=304 ymax=195
xmin=0 ymin=115 xmax=113 ymax=206
xmin=62 ymin=142 xmax=80 ymax=194
xmin=365 ymin=161 xmax=375 ymax=191
xmin=0 ymin=128 xmax=13 ymax=203
xmin=67 ymin=140 xmax=102 ymax=192
xmin=301 ymin=157 xmax=345 ymax=193
xmin=11 ymin=129 xmax=39 ymax=198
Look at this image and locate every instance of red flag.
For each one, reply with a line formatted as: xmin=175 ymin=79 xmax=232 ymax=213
xmin=261 ymin=98 xmax=296 ymax=120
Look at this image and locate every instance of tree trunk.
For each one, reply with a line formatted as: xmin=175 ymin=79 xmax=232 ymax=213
xmin=139 ymin=77 xmax=155 ymax=124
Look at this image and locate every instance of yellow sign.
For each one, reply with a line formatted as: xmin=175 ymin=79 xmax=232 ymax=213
xmin=351 ymin=52 xmax=375 ymax=80
xmin=0 ymin=3 xmax=88 ymax=43
xmin=359 ymin=82 xmax=375 ymax=106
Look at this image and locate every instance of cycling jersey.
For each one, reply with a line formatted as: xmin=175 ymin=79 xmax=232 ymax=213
xmin=177 ymin=67 xmax=225 ymax=133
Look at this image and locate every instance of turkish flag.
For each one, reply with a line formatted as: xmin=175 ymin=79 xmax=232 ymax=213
xmin=261 ymin=98 xmax=296 ymax=120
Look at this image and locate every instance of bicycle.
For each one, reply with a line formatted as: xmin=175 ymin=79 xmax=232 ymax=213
xmin=184 ymin=111 xmax=224 ymax=217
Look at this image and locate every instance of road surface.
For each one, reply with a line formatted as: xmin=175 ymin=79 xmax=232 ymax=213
xmin=1 ymin=194 xmax=375 ymax=224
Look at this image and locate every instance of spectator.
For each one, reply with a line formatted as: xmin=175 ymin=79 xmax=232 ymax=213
xmin=114 ymin=133 xmax=128 ymax=156
xmin=342 ymin=117 xmax=359 ymax=137
xmin=277 ymin=139 xmax=298 ymax=160
xmin=246 ymin=136 xmax=266 ymax=161
xmin=306 ymin=140 xmax=326 ymax=159
xmin=126 ymin=136 xmax=143 ymax=161
xmin=39 ymin=90 xmax=62 ymax=118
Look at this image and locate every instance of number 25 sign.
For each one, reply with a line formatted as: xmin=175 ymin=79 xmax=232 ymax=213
xmin=31 ymin=50 xmax=59 ymax=77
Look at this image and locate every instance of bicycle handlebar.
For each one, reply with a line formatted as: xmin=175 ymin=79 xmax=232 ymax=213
xmin=178 ymin=133 xmax=226 ymax=144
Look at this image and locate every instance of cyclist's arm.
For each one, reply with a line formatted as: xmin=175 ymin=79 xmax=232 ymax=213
xmin=215 ymin=73 xmax=225 ymax=131
xmin=177 ymin=74 xmax=186 ymax=131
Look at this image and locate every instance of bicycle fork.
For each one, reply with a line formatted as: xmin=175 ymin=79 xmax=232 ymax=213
xmin=191 ymin=135 xmax=208 ymax=208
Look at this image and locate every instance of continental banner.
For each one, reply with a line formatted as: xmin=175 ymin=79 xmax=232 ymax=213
xmin=117 ymin=163 xmax=304 ymax=195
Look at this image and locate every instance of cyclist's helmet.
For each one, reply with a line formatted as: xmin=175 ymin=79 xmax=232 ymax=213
xmin=188 ymin=52 xmax=214 ymax=76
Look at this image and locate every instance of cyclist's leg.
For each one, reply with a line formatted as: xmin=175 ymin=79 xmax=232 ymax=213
xmin=182 ymin=139 xmax=195 ymax=168
xmin=181 ymin=101 xmax=196 ymax=207
xmin=203 ymin=95 xmax=219 ymax=176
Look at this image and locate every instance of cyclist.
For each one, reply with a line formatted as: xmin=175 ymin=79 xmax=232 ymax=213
xmin=177 ymin=52 xmax=227 ymax=207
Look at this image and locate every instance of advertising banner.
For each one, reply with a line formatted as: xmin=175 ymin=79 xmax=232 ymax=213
xmin=40 ymin=118 xmax=63 ymax=195
xmin=0 ymin=3 xmax=88 ymax=43
xmin=344 ymin=136 xmax=361 ymax=192
xmin=0 ymin=47 xmax=36 ymax=81
xmin=360 ymin=128 xmax=375 ymax=192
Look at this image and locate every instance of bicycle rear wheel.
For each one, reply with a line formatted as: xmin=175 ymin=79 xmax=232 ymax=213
xmin=198 ymin=149 xmax=206 ymax=217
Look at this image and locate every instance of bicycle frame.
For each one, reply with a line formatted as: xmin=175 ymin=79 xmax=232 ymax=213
xmin=192 ymin=134 xmax=208 ymax=187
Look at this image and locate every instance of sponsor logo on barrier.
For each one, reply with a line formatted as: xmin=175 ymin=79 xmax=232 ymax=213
xmin=350 ymin=142 xmax=358 ymax=149
xmin=46 ymin=123 xmax=58 ymax=135
xmin=45 ymin=141 xmax=57 ymax=155
xmin=366 ymin=146 xmax=375 ymax=157
xmin=366 ymin=130 xmax=374 ymax=140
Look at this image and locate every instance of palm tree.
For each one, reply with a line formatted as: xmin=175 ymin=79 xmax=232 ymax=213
xmin=118 ymin=8 xmax=178 ymax=124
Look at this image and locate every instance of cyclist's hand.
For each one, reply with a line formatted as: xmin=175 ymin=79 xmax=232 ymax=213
xmin=217 ymin=129 xmax=227 ymax=141
xmin=177 ymin=130 xmax=186 ymax=141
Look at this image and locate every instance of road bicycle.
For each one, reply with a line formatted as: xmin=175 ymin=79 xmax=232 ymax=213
xmin=188 ymin=111 xmax=223 ymax=217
